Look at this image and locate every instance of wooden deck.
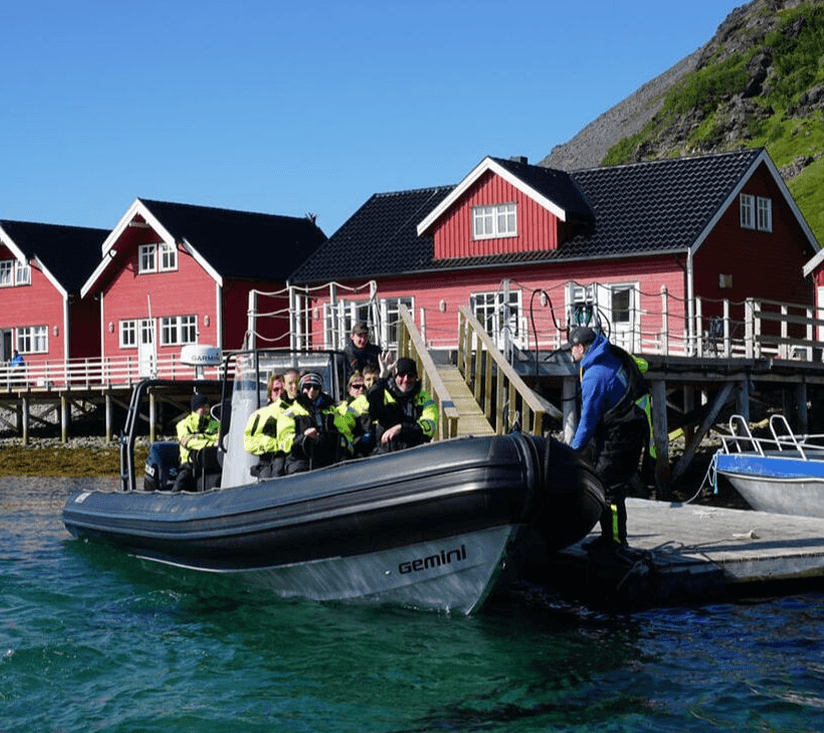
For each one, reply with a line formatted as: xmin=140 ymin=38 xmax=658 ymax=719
xmin=540 ymin=499 xmax=824 ymax=608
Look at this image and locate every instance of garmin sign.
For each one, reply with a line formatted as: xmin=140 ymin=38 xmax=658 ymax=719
xmin=180 ymin=345 xmax=222 ymax=367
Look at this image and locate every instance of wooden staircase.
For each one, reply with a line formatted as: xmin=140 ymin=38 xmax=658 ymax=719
xmin=436 ymin=364 xmax=495 ymax=437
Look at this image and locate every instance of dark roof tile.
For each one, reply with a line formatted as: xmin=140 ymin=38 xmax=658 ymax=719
xmin=0 ymin=220 xmax=108 ymax=294
xmin=289 ymin=149 xmax=765 ymax=283
xmin=140 ymin=199 xmax=327 ymax=280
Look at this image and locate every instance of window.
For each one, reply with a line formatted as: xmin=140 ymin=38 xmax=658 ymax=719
xmin=740 ymin=193 xmax=772 ymax=232
xmin=160 ymin=315 xmax=197 ymax=346
xmin=159 ymin=242 xmax=178 ymax=271
xmin=470 ymin=289 xmax=521 ymax=347
xmin=17 ymin=326 xmax=48 ymax=354
xmin=611 ymin=287 xmax=632 ymax=324
xmin=757 ymin=196 xmax=772 ymax=232
xmin=139 ymin=245 xmax=156 ymax=273
xmin=740 ymin=193 xmax=755 ymax=229
xmin=120 ymin=320 xmax=137 ymax=348
xmin=138 ymin=242 xmax=178 ymax=273
xmin=15 ymin=263 xmax=30 ymax=285
xmin=381 ymin=297 xmax=414 ymax=347
xmin=0 ymin=261 xmax=13 ymax=287
xmin=472 ymin=203 xmax=517 ymax=240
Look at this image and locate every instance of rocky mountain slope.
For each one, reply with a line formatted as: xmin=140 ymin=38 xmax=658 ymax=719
xmin=540 ymin=0 xmax=824 ymax=242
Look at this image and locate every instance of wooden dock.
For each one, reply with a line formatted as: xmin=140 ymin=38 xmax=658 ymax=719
xmin=538 ymin=499 xmax=824 ymax=608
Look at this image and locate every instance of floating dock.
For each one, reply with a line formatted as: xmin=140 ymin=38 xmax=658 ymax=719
xmin=541 ymin=499 xmax=824 ymax=608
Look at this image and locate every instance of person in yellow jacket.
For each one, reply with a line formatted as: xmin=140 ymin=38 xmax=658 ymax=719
xmin=174 ymin=393 xmax=220 ymax=491
xmin=276 ymin=372 xmax=355 ymax=474
xmin=366 ymin=358 xmax=438 ymax=452
xmin=244 ymin=369 xmax=299 ymax=478
xmin=337 ymin=370 xmax=376 ymax=456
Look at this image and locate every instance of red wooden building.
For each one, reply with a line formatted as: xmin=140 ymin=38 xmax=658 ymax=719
xmin=0 ymin=220 xmax=108 ymax=366
xmin=288 ymin=149 xmax=819 ymax=358
xmin=81 ymin=198 xmax=326 ymax=373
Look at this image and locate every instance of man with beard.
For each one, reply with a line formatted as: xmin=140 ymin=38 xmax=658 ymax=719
xmin=367 ymin=357 xmax=438 ymax=452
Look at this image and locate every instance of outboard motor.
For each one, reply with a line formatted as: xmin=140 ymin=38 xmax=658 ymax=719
xmin=144 ymin=441 xmax=180 ymax=491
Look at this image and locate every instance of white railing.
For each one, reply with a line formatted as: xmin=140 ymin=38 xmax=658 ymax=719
xmin=3 ymin=289 xmax=822 ymax=395
xmin=0 ymin=353 xmax=228 ymax=392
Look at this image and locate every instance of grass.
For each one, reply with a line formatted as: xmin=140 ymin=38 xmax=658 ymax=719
xmin=602 ymin=1 xmax=824 ymax=245
xmin=0 ymin=441 xmax=150 ymax=477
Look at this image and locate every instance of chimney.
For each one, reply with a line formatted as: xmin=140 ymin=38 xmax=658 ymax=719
xmin=510 ymin=155 xmax=528 ymax=164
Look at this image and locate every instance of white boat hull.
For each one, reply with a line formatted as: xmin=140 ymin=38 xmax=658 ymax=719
xmin=137 ymin=524 xmax=520 ymax=614
xmin=721 ymin=473 xmax=824 ymax=519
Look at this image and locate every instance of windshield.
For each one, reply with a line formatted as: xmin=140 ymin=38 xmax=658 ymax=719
xmin=221 ymin=350 xmax=346 ymax=488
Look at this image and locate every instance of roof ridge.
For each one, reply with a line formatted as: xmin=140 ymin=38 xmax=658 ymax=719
xmin=566 ymin=147 xmax=762 ymax=174
xmin=138 ymin=198 xmax=311 ymax=222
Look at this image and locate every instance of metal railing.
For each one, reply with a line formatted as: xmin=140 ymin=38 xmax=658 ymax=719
xmin=457 ymin=306 xmax=560 ymax=437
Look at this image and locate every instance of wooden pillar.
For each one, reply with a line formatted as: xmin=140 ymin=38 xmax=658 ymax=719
xmin=149 ymin=391 xmax=156 ymax=444
xmin=21 ymin=394 xmax=29 ymax=446
xmin=61 ymin=394 xmax=69 ymax=443
xmin=797 ymin=381 xmax=808 ymax=434
xmin=683 ymin=385 xmax=695 ymax=445
xmin=105 ymin=390 xmax=113 ymax=443
xmin=736 ymin=376 xmax=750 ymax=424
xmin=562 ymin=376 xmax=578 ymax=445
xmin=650 ymin=379 xmax=670 ymax=500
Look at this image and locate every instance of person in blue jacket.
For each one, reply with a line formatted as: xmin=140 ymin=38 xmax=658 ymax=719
xmin=564 ymin=326 xmax=649 ymax=549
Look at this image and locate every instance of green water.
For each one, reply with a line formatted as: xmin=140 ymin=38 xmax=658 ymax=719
xmin=2 ymin=478 xmax=824 ymax=732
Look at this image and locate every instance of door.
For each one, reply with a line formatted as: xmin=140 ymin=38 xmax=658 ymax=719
xmin=138 ymin=318 xmax=156 ymax=377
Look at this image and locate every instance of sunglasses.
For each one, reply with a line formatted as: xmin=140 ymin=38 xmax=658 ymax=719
xmin=350 ymin=383 xmax=365 ymax=390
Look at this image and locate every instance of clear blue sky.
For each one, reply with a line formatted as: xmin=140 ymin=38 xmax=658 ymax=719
xmin=2 ymin=0 xmax=742 ymax=237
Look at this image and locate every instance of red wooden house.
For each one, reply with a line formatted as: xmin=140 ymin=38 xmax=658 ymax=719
xmin=81 ymin=199 xmax=326 ymax=373
xmin=288 ymin=149 xmax=819 ymax=358
xmin=0 ymin=220 xmax=108 ymax=366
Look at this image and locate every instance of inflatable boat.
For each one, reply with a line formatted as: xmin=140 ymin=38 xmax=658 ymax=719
xmin=63 ymin=349 xmax=604 ymax=614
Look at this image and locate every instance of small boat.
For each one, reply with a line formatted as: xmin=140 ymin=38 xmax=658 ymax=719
xmin=63 ymin=349 xmax=605 ymax=614
xmin=713 ymin=414 xmax=824 ymax=518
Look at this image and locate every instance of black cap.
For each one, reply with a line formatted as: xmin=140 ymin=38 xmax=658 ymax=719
xmin=561 ymin=326 xmax=597 ymax=350
xmin=191 ymin=393 xmax=209 ymax=411
xmin=395 ymin=357 xmax=418 ymax=376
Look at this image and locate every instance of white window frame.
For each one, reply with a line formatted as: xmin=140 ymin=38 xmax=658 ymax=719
xmin=472 ymin=203 xmax=517 ymax=240
xmin=159 ymin=242 xmax=178 ymax=271
xmin=378 ymin=297 xmax=414 ymax=349
xmin=15 ymin=262 xmax=30 ymax=285
xmin=740 ymin=193 xmax=755 ymax=230
xmin=0 ymin=260 xmax=13 ymax=287
xmin=138 ymin=242 xmax=178 ymax=274
xmin=567 ymin=282 xmax=640 ymax=352
xmin=757 ymin=196 xmax=772 ymax=232
xmin=138 ymin=244 xmax=157 ymax=273
xmin=17 ymin=325 xmax=48 ymax=354
xmin=470 ymin=289 xmax=522 ymax=349
xmin=160 ymin=315 xmax=197 ymax=346
xmin=120 ymin=320 xmax=138 ymax=348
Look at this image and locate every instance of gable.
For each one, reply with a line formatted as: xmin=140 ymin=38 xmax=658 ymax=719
xmin=0 ymin=220 xmax=108 ymax=295
xmin=83 ymin=198 xmax=327 ymax=297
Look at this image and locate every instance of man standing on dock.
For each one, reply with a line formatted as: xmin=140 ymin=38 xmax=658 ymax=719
xmin=564 ymin=327 xmax=649 ymax=550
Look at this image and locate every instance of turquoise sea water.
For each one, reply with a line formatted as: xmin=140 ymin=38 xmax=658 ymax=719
xmin=3 ymin=477 xmax=824 ymax=733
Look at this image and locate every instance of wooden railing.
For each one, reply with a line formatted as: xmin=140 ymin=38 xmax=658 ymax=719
xmin=457 ymin=306 xmax=561 ymax=437
xmin=395 ymin=305 xmax=460 ymax=440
